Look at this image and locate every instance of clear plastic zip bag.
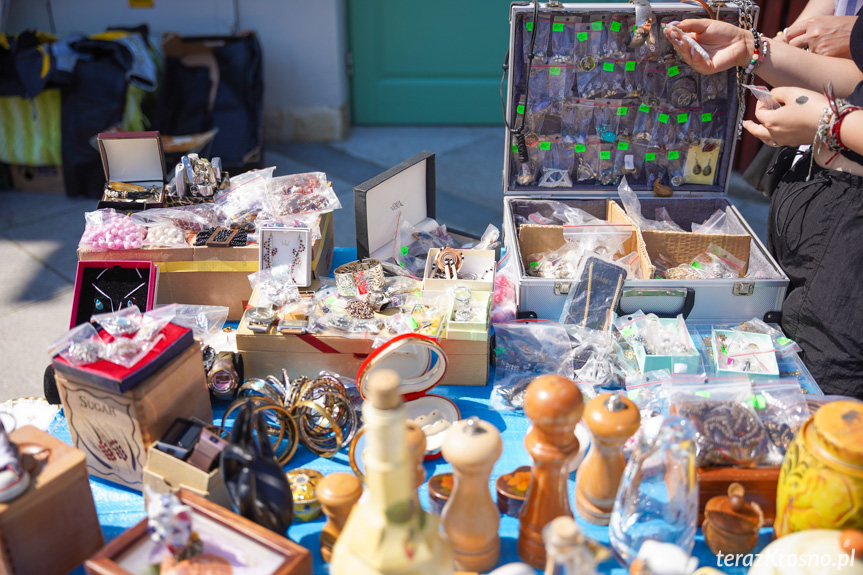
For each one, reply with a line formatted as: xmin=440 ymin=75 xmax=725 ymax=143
xmin=523 ymin=15 xmax=552 ymax=63
xmin=750 ymin=381 xmax=810 ymax=455
xmin=599 ymin=59 xmax=627 ymax=98
xmin=666 ymin=148 xmax=687 ymax=187
xmin=607 ymin=13 xmax=632 ymax=59
xmin=48 ymin=323 xmax=106 ymax=366
xmin=576 ymin=137 xmax=601 ymax=182
xmin=643 ymin=148 xmax=666 ymax=189
xmin=562 ymin=98 xmax=595 ymax=138
xmin=641 ymin=65 xmax=668 ymax=106
xmin=538 ymin=135 xmax=576 ymax=188
xmin=551 ymin=16 xmax=577 ymax=64
xmin=593 ymin=99 xmax=621 ymax=143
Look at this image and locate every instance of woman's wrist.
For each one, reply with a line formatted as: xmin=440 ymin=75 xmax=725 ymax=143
xmin=738 ymin=26 xmax=757 ymax=68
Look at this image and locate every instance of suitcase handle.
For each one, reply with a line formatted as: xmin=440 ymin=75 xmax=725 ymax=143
xmin=616 ymin=288 xmax=696 ymax=319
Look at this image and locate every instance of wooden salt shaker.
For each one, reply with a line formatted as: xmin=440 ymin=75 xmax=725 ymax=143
xmin=442 ymin=417 xmax=503 ymax=573
xmin=518 ymin=374 xmax=584 ymax=569
xmin=576 ymin=393 xmax=640 ymax=526
xmin=318 ymin=472 xmax=363 ymax=563
xmin=702 ymin=482 xmax=763 ymax=555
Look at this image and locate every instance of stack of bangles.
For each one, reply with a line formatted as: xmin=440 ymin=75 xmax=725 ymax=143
xmin=816 ymin=92 xmax=863 ymax=163
xmin=220 ymin=370 xmax=360 ymax=465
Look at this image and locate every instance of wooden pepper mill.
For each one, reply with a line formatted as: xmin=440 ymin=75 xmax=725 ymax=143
xmin=518 ymin=374 xmax=584 ymax=569
xmin=442 ymin=416 xmax=503 ymax=573
xmin=318 ymin=472 xmax=363 ymax=563
xmin=576 ymin=393 xmax=640 ymax=526
xmin=406 ymin=420 xmax=426 ymax=502
xmin=702 ymin=482 xmax=764 ymax=555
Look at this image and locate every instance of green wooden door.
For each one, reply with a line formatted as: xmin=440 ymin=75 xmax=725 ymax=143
xmin=348 ymin=0 xmax=512 ymax=124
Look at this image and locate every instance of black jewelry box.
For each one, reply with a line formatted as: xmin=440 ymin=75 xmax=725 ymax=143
xmin=70 ymin=260 xmax=159 ymax=329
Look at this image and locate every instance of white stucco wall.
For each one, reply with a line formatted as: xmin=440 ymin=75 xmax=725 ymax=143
xmin=5 ymin=0 xmax=349 ymax=141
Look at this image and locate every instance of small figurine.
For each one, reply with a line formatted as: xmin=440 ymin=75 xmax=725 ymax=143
xmin=542 ymin=516 xmax=610 ymax=575
xmin=702 ymin=483 xmax=764 ymax=556
xmin=0 ymin=418 xmax=29 ymax=503
xmin=629 ymin=541 xmax=698 ymax=575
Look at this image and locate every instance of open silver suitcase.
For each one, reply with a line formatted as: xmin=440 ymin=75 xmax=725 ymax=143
xmin=501 ymin=2 xmax=789 ymax=322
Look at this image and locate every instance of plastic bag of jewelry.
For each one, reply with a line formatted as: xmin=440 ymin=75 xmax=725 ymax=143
xmin=538 ymin=136 xmax=575 ymax=188
xmin=653 ymin=106 xmax=675 ymax=149
xmin=692 ymin=243 xmax=746 ymax=278
xmin=712 ymin=329 xmax=778 ymax=374
xmin=48 ymin=322 xmax=107 ymax=366
xmin=641 ymin=65 xmax=668 ymax=106
xmin=576 ymin=63 xmax=602 ymax=100
xmin=614 ymin=140 xmax=645 ymax=185
xmin=599 ymin=59 xmax=627 ymax=98
xmin=551 ymin=16 xmax=577 ymax=63
xmin=644 ymin=149 xmax=666 ymax=189
xmin=528 ymin=65 xmax=552 ymax=103
xmin=598 ymin=143 xmax=619 ymax=185
xmin=668 ymin=64 xmax=699 ymax=108
xmin=607 ymin=13 xmax=632 ymax=58
xmin=750 ymin=381 xmax=810 ymax=455
xmin=700 ymin=71 xmax=728 ymax=104
xmin=614 ymin=251 xmax=642 ymax=279
xmin=626 ymin=369 xmax=674 ymax=421
xmin=166 ymin=304 xmax=229 ymax=340
xmin=523 ymin=14 xmax=551 ymax=63
xmin=91 ymin=306 xmax=143 ymax=338
xmin=731 ymin=317 xmax=803 ymax=358
xmin=265 ymin=178 xmax=341 ymax=219
xmin=632 ymin=101 xmax=656 ymax=148
xmin=563 ymin=220 xmax=631 ymax=259
xmin=492 ymin=320 xmax=574 ymax=410
xmin=103 ymin=333 xmax=162 ymax=368
xmin=468 ymin=223 xmax=502 ymax=251
xmin=618 ymin=176 xmax=683 ymax=232
xmin=549 ymin=201 xmax=604 ymax=226
xmin=667 ymin=380 xmax=778 ymax=467
xmin=657 ymin=16 xmax=682 ymax=63
xmin=666 ymin=148 xmax=687 ymax=187
xmin=691 ymin=209 xmax=730 ymax=234
xmin=593 ymin=99 xmax=620 ymax=144
xmin=131 ymin=207 xmax=211 ymax=234
xmin=134 ymin=306 xmax=177 ymax=342
xmin=248 ymin=265 xmax=301 ymax=308
xmin=672 ymin=109 xmax=696 ymax=149
xmin=80 ymin=209 xmax=146 ymax=251
xmin=652 ymin=253 xmax=675 ymax=279
xmin=397 ymin=296 xmax=448 ymax=338
xmin=563 ymin=99 xmax=595 ymax=138
xmin=393 ymin=215 xmax=457 ymax=276
xmin=616 ymin=99 xmax=639 ymax=140
xmin=576 ymin=138 xmax=600 ymax=182
xmin=631 ymin=5 xmax=659 ymax=61
xmin=140 ymin=223 xmax=189 ymax=247
xmin=527 ymin=243 xmax=582 ymax=279
xmin=214 ymin=166 xmax=275 ymax=227
xmin=491 ymin=251 xmax=518 ymax=324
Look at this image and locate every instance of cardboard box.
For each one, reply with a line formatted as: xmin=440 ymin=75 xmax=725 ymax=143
xmin=96 ymin=131 xmax=167 ymax=211
xmin=143 ymin=445 xmax=231 ymax=508
xmin=8 ymin=164 xmax=64 ymax=194
xmin=78 ymin=211 xmax=334 ymax=320
xmin=85 ymin=489 xmax=311 ymax=575
xmin=55 ymin=344 xmax=212 ymax=490
xmin=516 ymin=199 xmax=654 ymax=279
xmin=0 ymin=426 xmax=104 ymax=575
xmin=444 ymin=290 xmax=492 ymax=342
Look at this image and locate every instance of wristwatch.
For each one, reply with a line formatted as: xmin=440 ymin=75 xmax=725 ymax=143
xmin=186 ymin=428 xmax=230 ymax=472
xmin=245 ymin=306 xmax=277 ymax=333
xmin=207 ymin=351 xmax=241 ymax=401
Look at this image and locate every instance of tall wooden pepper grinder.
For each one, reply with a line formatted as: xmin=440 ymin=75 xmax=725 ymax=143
xmin=518 ymin=374 xmax=584 ymax=569
xmin=576 ymin=393 xmax=640 ymax=526
xmin=318 ymin=472 xmax=363 ymax=563
xmin=441 ymin=416 xmax=503 ymax=573
xmin=330 ymin=369 xmax=453 ymax=575
xmin=406 ymin=421 xmax=426 ymax=504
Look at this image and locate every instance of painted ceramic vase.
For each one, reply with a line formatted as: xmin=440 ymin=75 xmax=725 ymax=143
xmin=286 ymin=468 xmax=323 ymax=522
xmin=775 ymin=401 xmax=863 ymax=537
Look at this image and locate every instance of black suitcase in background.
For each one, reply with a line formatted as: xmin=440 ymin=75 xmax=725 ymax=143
xmin=156 ymin=31 xmax=264 ymax=173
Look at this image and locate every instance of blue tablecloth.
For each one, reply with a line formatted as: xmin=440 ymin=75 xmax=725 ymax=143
xmin=54 ymin=248 xmax=794 ymax=574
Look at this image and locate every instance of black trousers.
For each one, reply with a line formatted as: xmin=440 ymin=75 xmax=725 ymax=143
xmin=769 ymin=157 xmax=863 ymax=400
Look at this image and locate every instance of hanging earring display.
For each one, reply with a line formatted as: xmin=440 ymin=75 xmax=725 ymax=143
xmin=258 ymin=227 xmax=312 ymax=286
xmin=693 ymin=159 xmax=702 ymax=175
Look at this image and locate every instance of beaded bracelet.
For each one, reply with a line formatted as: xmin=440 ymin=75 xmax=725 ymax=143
xmin=743 ymin=29 xmax=763 ymax=74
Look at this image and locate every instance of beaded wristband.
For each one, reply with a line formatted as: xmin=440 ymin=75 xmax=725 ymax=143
xmin=743 ymin=29 xmax=762 ymax=74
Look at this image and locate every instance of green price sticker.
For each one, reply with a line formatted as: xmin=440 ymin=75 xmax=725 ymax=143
xmin=512 ymin=144 xmax=518 ymax=153
xmin=622 ymin=325 xmax=636 ymax=337
xmin=550 ymin=67 xmax=562 ymax=75
xmin=529 ymin=261 xmax=540 ymax=268
xmin=618 ymin=107 xmax=629 ymax=117
xmin=575 ymin=144 xmax=586 ymax=153
xmin=517 ymin=104 xmax=525 ymax=115
xmin=777 ymin=336 xmax=792 ymax=345
xmin=695 ymin=390 xmax=711 ymax=398
xmin=677 ymin=113 xmax=689 ymax=123
xmin=691 ymin=260 xmax=702 ymax=269
xmin=628 ymin=389 xmax=640 ymax=399
xmin=603 ymin=62 xmax=614 ymax=72
xmin=324 ymin=296 xmax=336 ymax=307
xmin=618 ymin=141 xmax=629 ymax=151
xmin=668 ymin=150 xmax=680 ymax=160
xmin=748 ymin=395 xmax=768 ymax=410
xmin=540 ymin=142 xmax=551 ymax=150
xmin=610 ymin=21 xmax=622 ymax=32
xmin=645 ymin=152 xmax=656 ymax=161
xmin=658 ymin=113 xmax=669 ymax=124
xmin=409 ymin=317 xmax=419 ymax=331
xmin=401 ymin=246 xmax=409 ymax=256
xmin=577 ymin=32 xmax=588 ymax=42
xmin=668 ymin=65 xmax=680 ymax=77
xmin=625 ymin=61 xmax=636 ymax=71
xmin=639 ymin=103 xmax=650 ymax=113
xmin=526 ymin=22 xmax=534 ymax=31
xmin=600 ymin=151 xmax=611 ymax=160
xmin=701 ymin=112 xmax=713 ymax=122
xmin=552 ymin=22 xmax=564 ymax=32
xmin=592 ymin=21 xmax=603 ymax=31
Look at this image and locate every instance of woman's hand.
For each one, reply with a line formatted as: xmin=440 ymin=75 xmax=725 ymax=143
xmin=664 ymin=19 xmax=752 ymax=74
xmin=785 ymin=16 xmax=855 ymax=58
xmin=744 ymin=87 xmax=827 ymax=147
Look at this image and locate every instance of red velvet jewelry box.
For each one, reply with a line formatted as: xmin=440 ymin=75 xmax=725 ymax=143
xmin=52 ymin=323 xmax=195 ymax=394
xmin=70 ymin=260 xmax=159 ymax=329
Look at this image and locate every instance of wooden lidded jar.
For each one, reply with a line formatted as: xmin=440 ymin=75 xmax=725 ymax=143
xmin=702 ymin=482 xmax=764 ymax=555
